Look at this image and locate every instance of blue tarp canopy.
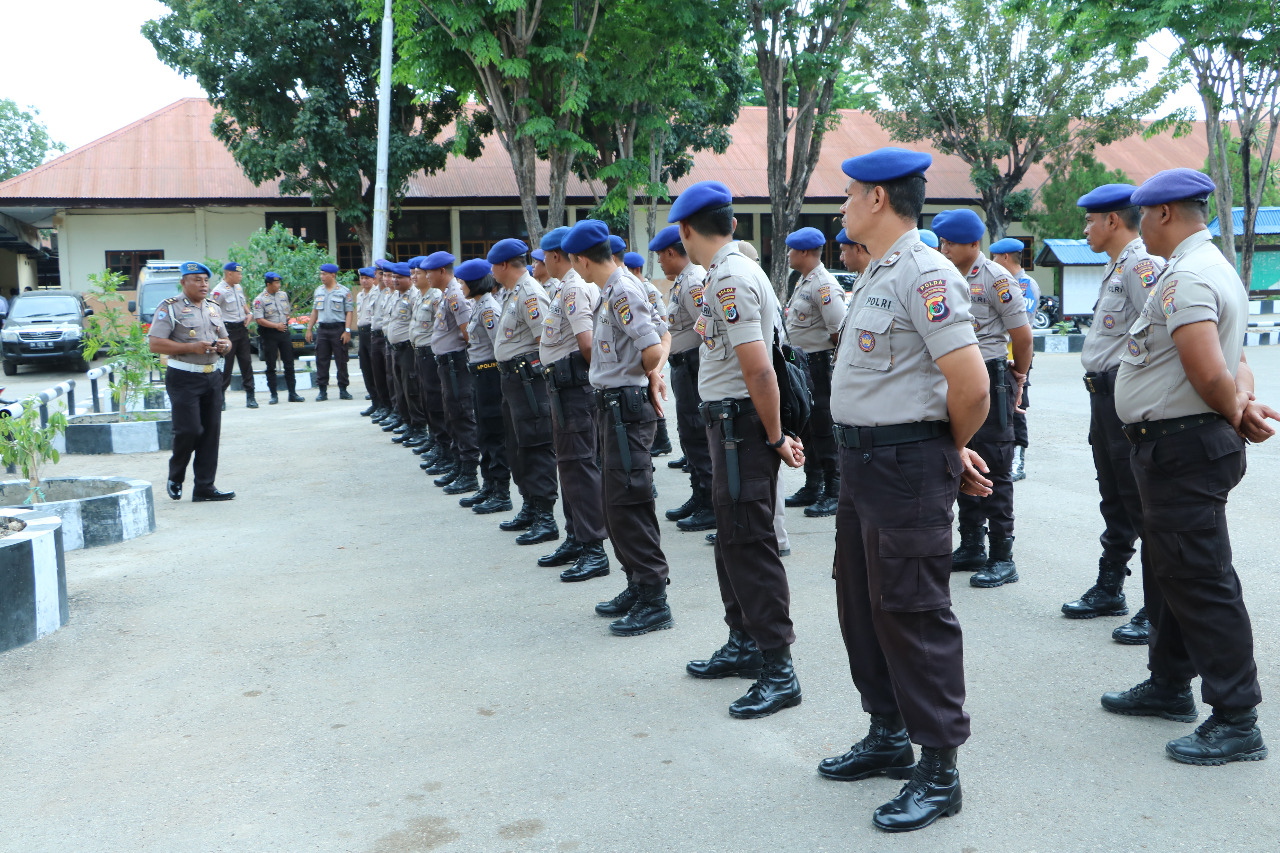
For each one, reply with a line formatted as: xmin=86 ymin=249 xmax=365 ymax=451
xmin=1208 ymin=207 xmax=1280 ymax=237
xmin=1035 ymin=238 xmax=1108 ymax=267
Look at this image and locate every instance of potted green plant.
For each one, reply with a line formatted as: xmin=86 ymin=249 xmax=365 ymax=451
xmin=0 ymin=397 xmax=67 ymax=505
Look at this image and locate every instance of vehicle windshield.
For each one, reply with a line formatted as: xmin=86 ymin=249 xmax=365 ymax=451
xmin=141 ymin=280 xmax=183 ymax=314
xmin=10 ymin=296 xmax=80 ymax=319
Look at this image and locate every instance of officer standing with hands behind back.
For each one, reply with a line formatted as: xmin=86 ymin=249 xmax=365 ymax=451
xmin=252 ymin=272 xmax=305 ymax=405
xmin=210 ymin=262 xmax=257 ymax=410
xmin=305 ymin=263 xmax=354 ymax=401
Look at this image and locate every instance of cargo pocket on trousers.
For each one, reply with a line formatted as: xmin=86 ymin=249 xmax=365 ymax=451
xmin=559 ymin=427 xmax=596 ymax=461
xmin=878 ymin=526 xmax=954 ymax=612
xmin=604 ymin=465 xmax=653 ymax=505
xmin=1144 ymin=503 xmax=1227 ymax=579
xmin=714 ymin=476 xmax=774 ymax=545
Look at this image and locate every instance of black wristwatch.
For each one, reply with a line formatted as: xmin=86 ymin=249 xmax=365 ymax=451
xmin=765 ymin=433 xmax=786 ymax=449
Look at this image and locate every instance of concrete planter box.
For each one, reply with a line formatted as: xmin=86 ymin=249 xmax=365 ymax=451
xmin=64 ymin=411 xmax=173 ymax=455
xmin=140 ymin=386 xmax=170 ymax=410
xmin=229 ymin=367 xmax=316 ymax=392
xmin=1034 ymin=333 xmax=1086 ymax=353
xmin=0 ymin=508 xmax=68 ymax=653
xmin=0 ymin=476 xmax=155 ymax=551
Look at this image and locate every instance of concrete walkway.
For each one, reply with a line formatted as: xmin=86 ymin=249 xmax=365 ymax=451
xmin=3 ymin=350 xmax=1279 ymax=852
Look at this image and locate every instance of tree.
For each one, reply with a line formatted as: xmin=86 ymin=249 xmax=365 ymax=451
xmin=145 ymin=0 xmax=472 ymax=263
xmin=742 ymin=60 xmax=877 ymax=110
xmin=1206 ymin=130 xmax=1280 ymax=222
xmin=1024 ymin=154 xmax=1133 ymax=240
xmin=859 ymin=0 xmax=1176 ymax=239
xmin=0 ymin=100 xmax=66 ymax=182
xmin=217 ymin=223 xmax=357 ymax=314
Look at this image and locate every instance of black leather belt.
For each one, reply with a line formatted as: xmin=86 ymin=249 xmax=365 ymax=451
xmin=1122 ymin=413 xmax=1223 ymax=443
xmin=1083 ymin=369 xmax=1116 ymax=396
xmin=319 ymin=321 xmax=345 ymax=328
xmin=669 ymin=346 xmax=700 ymax=367
xmin=833 ymin=420 xmax=950 ymax=449
xmin=358 ymin=324 xmax=371 ymax=331
xmin=468 ymin=361 xmax=498 ymax=375
xmin=497 ymin=351 xmax=539 ymax=375
xmin=225 ymin=320 xmax=246 ymax=327
xmin=371 ymin=329 xmax=385 ymax=338
xmin=389 ymin=340 xmax=411 ymax=351
xmin=699 ymin=397 xmax=755 ymax=424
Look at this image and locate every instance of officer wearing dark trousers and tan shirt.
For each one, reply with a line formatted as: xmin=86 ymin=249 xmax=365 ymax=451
xmin=385 ymin=262 xmax=427 ymax=446
xmin=415 ymin=254 xmax=455 ymax=469
xmin=667 ymin=181 xmax=806 ymax=721
xmin=489 ymin=238 xmax=560 ymax=544
xmin=432 ymin=273 xmax=480 ymax=495
xmin=356 ymin=268 xmax=380 ymax=415
xmin=210 ymin=262 xmax=257 ymax=409
xmin=456 ymin=261 xmax=512 ymax=514
xmin=251 ymin=272 xmax=304 ymax=404
xmin=537 ymin=226 xmax=610 ymax=581
xmin=820 ymin=148 xmax=993 ymax=833
xmin=305 ymin=264 xmax=354 ymax=401
xmin=148 ymin=262 xmax=236 ymax=502
xmin=377 ymin=267 xmax=405 ymax=429
xmin=934 ymin=208 xmax=1032 ymax=589
xmin=1102 ymin=167 xmax=1280 ymax=767
xmin=368 ymin=268 xmax=396 ymax=423
xmin=1061 ymin=184 xmax=1163 ymax=643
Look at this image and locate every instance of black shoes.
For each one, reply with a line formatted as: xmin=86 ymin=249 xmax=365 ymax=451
xmin=473 ymin=483 xmax=513 ymax=515
xmin=1113 ymin=606 xmax=1150 ymax=645
xmin=1063 ymin=558 xmax=1129 ymax=619
xmin=166 ymin=479 xmax=182 ymax=501
xmin=459 ymin=481 xmax=492 ymax=508
xmin=433 ymin=462 xmax=460 ymax=487
xmin=538 ymin=536 xmax=583 ymax=568
xmin=316 ymin=389 xmax=328 ymax=401
xmin=380 ymin=417 xmax=404 ymax=432
xmin=819 ymin=713 xmax=917 ymax=781
xmin=675 ymin=487 xmax=715 ymax=531
xmin=499 ymin=501 xmax=536 ymax=531
xmin=951 ymin=524 xmax=986 ymax=571
xmin=1012 ymin=446 xmax=1027 ymax=481
xmin=246 ymin=395 xmax=258 ymax=409
xmin=804 ymin=470 xmax=839 ymax=517
xmin=269 ymin=393 xmax=279 ymax=405
xmin=443 ymin=466 xmax=479 ymax=495
xmin=667 ymin=455 xmax=687 ymax=469
xmin=338 ymin=388 xmax=353 ymax=400
xmin=665 ymin=493 xmax=698 ymax=521
xmin=596 ymin=583 xmax=638 ymax=617
xmin=971 ymin=535 xmax=1018 ymax=588
xmin=1166 ymin=708 xmax=1268 ymax=765
xmin=515 ymin=500 xmax=559 ymax=545
xmin=608 ymin=581 xmax=672 ymax=636
xmin=686 ymin=629 xmax=763 ymax=679
xmin=785 ymin=473 xmax=822 ymax=507
xmin=360 ymin=404 xmax=377 ymax=416
xmin=560 ymin=541 xmax=610 ymax=582
xmin=729 ymin=645 xmax=801 ymax=718
xmin=1101 ymin=676 xmax=1198 ymax=722
xmin=288 ymin=391 xmax=305 ymax=402
xmin=192 ymin=487 xmax=236 ymax=502
xmin=872 ymin=747 xmax=962 ymax=833
xmin=649 ymin=420 xmax=673 ymax=456
xmin=426 ymin=451 xmax=455 ymax=476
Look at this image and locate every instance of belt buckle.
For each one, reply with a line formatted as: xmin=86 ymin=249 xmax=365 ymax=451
xmin=1084 ymin=376 xmax=1096 ymax=394
xmin=202 ymin=364 xmax=213 ymax=374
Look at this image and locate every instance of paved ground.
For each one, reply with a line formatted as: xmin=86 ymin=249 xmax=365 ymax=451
xmin=3 ymin=348 xmax=1280 ymax=853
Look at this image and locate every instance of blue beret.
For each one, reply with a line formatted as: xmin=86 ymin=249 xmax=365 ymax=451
xmin=835 ymin=228 xmax=855 ymax=246
xmin=358 ymin=267 xmax=376 ymax=277
xmin=531 ymin=248 xmax=545 ymax=262
xmin=319 ymin=263 xmax=340 ymax=274
xmin=179 ymin=261 xmax=212 ymax=277
xmin=668 ymin=180 xmax=733 ymax=223
xmin=649 ymin=224 xmax=682 ymax=252
xmin=264 ymin=271 xmax=281 ymax=281
xmin=373 ymin=259 xmax=392 ymax=271
xmin=841 ymin=147 xmax=932 ymax=183
xmin=919 ymin=229 xmax=939 ymax=249
xmin=563 ymin=219 xmax=611 ymax=255
xmin=785 ymin=227 xmax=826 ymax=251
xmin=1076 ymin=183 xmax=1136 ymax=213
xmin=931 ymin=209 xmax=986 ymax=244
xmin=406 ymin=256 xmax=426 ymax=269
xmin=1130 ymin=169 xmax=1215 ymax=206
xmin=990 ymin=237 xmax=1026 ymax=254
xmin=623 ymin=252 xmax=645 ymax=268
xmin=609 ymin=235 xmax=626 ymax=255
xmin=487 ymin=238 xmax=529 ymax=265
xmin=454 ymin=258 xmax=492 ymax=282
xmin=388 ymin=262 xmax=412 ymax=277
xmin=540 ymin=226 xmax=571 ymax=252
xmin=422 ymin=251 xmax=455 ymax=270
xmin=222 ymin=262 xmax=241 ymax=272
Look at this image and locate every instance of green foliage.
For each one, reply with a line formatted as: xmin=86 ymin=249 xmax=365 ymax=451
xmin=82 ymin=271 xmax=162 ymax=420
xmin=1025 ymin=154 xmax=1133 ymax=240
xmin=0 ymin=99 xmax=66 ymax=182
xmin=217 ymin=223 xmax=355 ymax=316
xmin=741 ymin=60 xmax=878 ymax=110
xmin=0 ymin=398 xmax=67 ymax=503
xmin=1205 ymin=130 xmax=1280 ymax=221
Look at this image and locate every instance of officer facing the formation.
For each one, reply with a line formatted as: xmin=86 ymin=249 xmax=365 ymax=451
xmin=537 ymin=226 xmax=611 ymax=581
xmin=989 ymin=237 xmax=1038 ymax=481
xmin=650 ymin=224 xmax=716 ymax=533
xmin=147 ymin=261 xmax=236 ymax=502
xmin=305 ymin=263 xmax=354 ymax=401
xmin=251 ymin=272 xmax=305 ymax=405
xmin=1103 ymin=168 xmax=1279 ymax=765
xmin=565 ymin=219 xmax=674 ymax=633
xmin=1062 ymin=184 xmax=1162 ymax=643
xmin=836 ymin=228 xmax=873 ymax=281
xmin=456 ymin=259 xmax=513 ymax=514
xmin=670 ymin=181 xmax=806 ymax=720
xmin=356 ymin=267 xmax=381 ymax=415
xmin=783 ymin=226 xmax=849 ymax=518
xmin=210 ymin=262 xmax=257 ymax=409
xmin=489 ymin=238 xmax=560 ymax=544
xmin=386 ymin=262 xmax=428 ymax=447
xmin=367 ymin=264 xmax=396 ymax=423
xmin=429 ymin=255 xmax=481 ymax=496
xmin=933 ymin=208 xmax=1032 ymax=589
xmin=822 ymin=148 xmax=992 ymax=833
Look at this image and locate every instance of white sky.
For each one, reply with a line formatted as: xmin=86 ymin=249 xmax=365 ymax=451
xmin=6 ymin=0 xmax=1204 ymax=156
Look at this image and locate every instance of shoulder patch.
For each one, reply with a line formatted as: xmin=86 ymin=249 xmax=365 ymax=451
xmin=1133 ymin=259 xmax=1158 ymax=288
xmin=525 ymin=296 xmax=540 ymax=321
xmin=916 ymin=279 xmax=951 ymax=322
xmin=994 ymin=277 xmax=1015 ymax=304
xmin=1161 ymin=280 xmax=1178 ymax=316
xmin=613 ymin=295 xmax=633 ymax=325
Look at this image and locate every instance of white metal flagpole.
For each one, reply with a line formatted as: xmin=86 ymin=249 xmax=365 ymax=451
xmin=372 ymin=0 xmax=393 ymax=262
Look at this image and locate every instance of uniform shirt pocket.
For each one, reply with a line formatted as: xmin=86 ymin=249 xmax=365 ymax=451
xmin=696 ymin=309 xmax=730 ymax=361
xmin=1092 ymin=296 xmax=1130 ymax=337
xmin=1118 ymin=317 xmax=1152 ymax=367
xmin=595 ymin=322 xmax=619 ymax=363
xmin=846 ymin=308 xmax=893 ymax=371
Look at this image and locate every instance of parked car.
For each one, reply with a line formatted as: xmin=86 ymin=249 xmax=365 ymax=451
xmin=1 ymin=290 xmax=94 ymax=375
xmin=129 ymin=261 xmax=184 ymax=327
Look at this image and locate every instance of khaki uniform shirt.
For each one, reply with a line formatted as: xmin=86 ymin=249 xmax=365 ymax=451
xmin=540 ymin=267 xmax=600 ymax=364
xmin=641 ymin=278 xmax=666 ymax=318
xmin=356 ymin=287 xmax=377 ymax=326
xmin=1116 ymin=230 xmax=1247 ymax=423
xmin=252 ymin=290 xmax=291 ymax=326
xmin=965 ymin=256 xmax=1030 ymax=361
xmin=385 ymin=288 xmax=415 ymax=344
xmin=148 ymin=294 xmax=229 ymax=366
xmin=785 ymin=263 xmax=848 ymax=353
xmin=370 ymin=287 xmax=393 ymax=332
xmin=666 ymin=261 xmax=708 ymax=354
xmin=312 ymin=284 xmax=354 ymax=324
xmin=494 ymin=273 xmax=550 ymax=362
xmin=210 ymin=279 xmax=249 ymax=323
xmin=1081 ymin=237 xmax=1163 ymax=374
xmin=694 ymin=243 xmax=779 ymax=401
xmin=432 ymin=280 xmax=472 ymax=355
xmin=591 ymin=268 xmax=665 ymax=389
xmin=467 ymin=293 xmax=501 ymax=364
xmin=411 ymin=287 xmax=441 ymax=348
xmin=830 ymin=230 xmax=979 ymax=427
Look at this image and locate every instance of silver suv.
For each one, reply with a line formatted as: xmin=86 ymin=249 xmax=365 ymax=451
xmin=1 ymin=291 xmax=94 ymax=375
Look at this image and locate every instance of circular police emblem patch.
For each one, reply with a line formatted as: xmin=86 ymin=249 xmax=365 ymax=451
xmin=858 ymin=331 xmax=876 ymax=352
xmin=1103 ymin=315 xmax=1115 ymax=329
xmin=504 ymin=326 xmax=515 ymax=339
xmin=724 ymin=304 xmax=739 ymax=322
xmin=1127 ymin=339 xmax=1141 ymax=357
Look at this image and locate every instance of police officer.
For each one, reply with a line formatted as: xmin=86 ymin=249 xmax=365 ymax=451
xmin=565 ymin=219 xmax=673 ymax=632
xmin=1102 ymin=168 xmax=1278 ymax=765
xmin=669 ymin=181 xmax=806 ymax=720
xmin=489 ymin=238 xmax=560 ymax=544
xmin=933 ymin=209 xmax=1032 ymax=589
xmin=356 ymin=267 xmax=381 ymax=415
xmin=368 ymin=263 xmax=397 ymax=424
xmin=837 ymin=228 xmax=873 ymax=281
xmin=147 ymin=261 xmax=236 ymax=502
xmin=783 ymin=227 xmax=848 ymax=517
xmin=385 ymin=261 xmax=429 ymax=448
xmin=252 ymin=272 xmax=305 ymax=404
xmin=989 ymin=237 xmax=1038 ymax=481
xmin=650 ymin=224 xmax=715 ymax=533
xmin=417 ymin=254 xmax=458 ymax=471
xmin=531 ymin=248 xmax=552 ymax=287
xmin=537 ymin=226 xmax=611 ymax=581
xmin=819 ymin=148 xmax=992 ymax=833
xmin=622 ymin=246 xmax=673 ymax=459
xmin=210 ymin=262 xmax=257 ymax=409
xmin=430 ymin=256 xmax=481 ymax=495
xmin=375 ymin=263 xmax=405 ymax=431
xmin=456 ymin=259 xmax=513 ymax=514
xmin=1060 ymin=184 xmax=1161 ymax=643
xmin=305 ymin=263 xmax=355 ymax=401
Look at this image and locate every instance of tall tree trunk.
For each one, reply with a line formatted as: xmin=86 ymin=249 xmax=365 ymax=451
xmin=353 ymin=220 xmax=374 ymax=265
xmin=1194 ymin=52 xmax=1237 ymax=267
xmin=644 ymin=125 xmax=666 ymax=279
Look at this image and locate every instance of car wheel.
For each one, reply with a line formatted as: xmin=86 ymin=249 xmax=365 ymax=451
xmin=2 ymin=360 xmax=16 ymax=376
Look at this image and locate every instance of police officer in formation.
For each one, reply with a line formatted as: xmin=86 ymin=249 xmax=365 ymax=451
xmin=836 ymin=228 xmax=873 ymax=281
xmin=304 ymin=263 xmax=354 ymax=401
xmin=356 ymin=267 xmax=381 ymax=414
xmin=374 ymin=261 xmax=405 ymax=430
xmin=619 ymin=244 xmax=674 ymax=459
xmin=456 ymin=259 xmax=513 ymax=514
xmin=415 ymin=255 xmax=456 ymax=471
xmin=989 ymin=237 xmax=1039 ymax=481
xmin=365 ymin=266 xmax=396 ymax=423
xmin=384 ymin=261 xmax=428 ymax=448
xmin=210 ymin=261 xmax=258 ymax=409
xmin=429 ymin=255 xmax=481 ymax=496
xmin=251 ymin=272 xmax=305 ymax=405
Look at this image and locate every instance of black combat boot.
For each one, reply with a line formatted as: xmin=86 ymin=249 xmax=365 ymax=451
xmin=432 ymin=458 xmax=460 ymax=487
xmin=380 ymin=415 xmax=403 ymax=432
xmin=676 ymin=486 xmax=716 ymax=532
xmin=371 ymin=408 xmax=392 ymax=423
xmin=498 ymin=498 xmax=535 ymax=530
xmin=316 ymin=387 xmax=328 ymax=402
xmin=609 ymin=581 xmax=673 ymax=636
xmin=460 ymin=480 xmax=492 ymax=508
xmin=686 ymin=629 xmax=763 ymax=679
xmin=1101 ymin=675 xmax=1198 ymax=721
xmin=287 ymin=390 xmax=305 ymax=403
xmin=338 ymin=387 xmax=353 ymax=400
xmin=1062 ymin=558 xmax=1129 ymax=618
xmin=665 ymin=492 xmax=699 ymax=521
xmin=1166 ymin=708 xmax=1268 ymax=765
xmin=419 ymin=445 xmax=442 ymax=468
xmin=473 ymin=481 xmax=513 ymax=515
xmin=443 ymin=464 xmax=479 ymax=495
xmin=412 ymin=436 xmax=436 ymax=455
xmin=971 ymin=534 xmax=1018 ymax=588
xmin=805 ymin=468 xmax=839 ymax=518
xmin=729 ymin=645 xmax=802 ymax=718
xmin=361 ymin=403 xmax=377 ymax=416
xmin=269 ymin=392 xmax=279 ymax=405
xmin=1012 ymin=445 xmax=1027 ymax=481
xmin=426 ymin=448 xmax=455 ymax=476
xmin=667 ymin=454 xmax=687 ymax=469
xmin=403 ymin=429 xmax=429 ymax=448
xmin=515 ymin=499 xmax=559 ymax=545
xmin=819 ymin=713 xmax=917 ymax=781
xmin=1113 ymin=606 xmax=1151 ymax=645
xmin=872 ymin=747 xmax=962 ymax=832
xmin=951 ymin=524 xmax=987 ymax=571
xmin=560 ymin=540 xmax=610 ymax=582
xmin=596 ymin=582 xmax=638 ymax=616
xmin=246 ymin=392 xmax=258 ymax=409
xmin=650 ymin=419 xmax=673 ymax=456
xmin=785 ymin=469 xmax=823 ymax=507
xmin=391 ymin=426 xmax=415 ymax=444
xmin=538 ymin=536 xmax=583 ymax=568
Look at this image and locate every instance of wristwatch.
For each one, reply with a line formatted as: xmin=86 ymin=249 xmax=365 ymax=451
xmin=765 ymin=433 xmax=786 ymax=448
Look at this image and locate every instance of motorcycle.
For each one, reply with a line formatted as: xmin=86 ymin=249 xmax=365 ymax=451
xmin=1032 ymin=294 xmax=1060 ymax=330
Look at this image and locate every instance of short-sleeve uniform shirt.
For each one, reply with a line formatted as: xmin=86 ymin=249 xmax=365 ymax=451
xmin=1081 ymin=238 xmax=1163 ymax=374
xmin=494 ymin=274 xmax=551 ymax=362
xmin=369 ymin=287 xmax=391 ymax=331
xmin=466 ymin=292 xmax=501 ymax=364
xmin=666 ymin=261 xmax=708 ymax=354
xmin=966 ymin=256 xmax=1030 ymax=361
xmin=694 ymin=243 xmax=779 ymax=401
xmin=386 ymin=288 xmax=415 ymax=344
xmin=252 ymin=290 xmax=292 ymax=325
xmin=641 ymin=279 xmax=666 ymax=318
xmin=148 ymin=295 xmax=229 ymax=366
xmin=785 ymin=263 xmax=848 ymax=353
xmin=356 ymin=287 xmax=378 ymax=326
xmin=312 ymin=284 xmax=354 ymax=324
xmin=590 ymin=268 xmax=665 ymax=389
xmin=210 ymin=279 xmax=249 ymax=323
xmin=541 ymin=267 xmax=601 ymax=364
xmin=411 ymin=288 xmax=440 ymax=348
xmin=432 ymin=280 xmax=472 ymax=355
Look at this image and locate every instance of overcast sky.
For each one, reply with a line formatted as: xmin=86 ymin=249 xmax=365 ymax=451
xmin=7 ymin=0 xmax=1205 ymax=157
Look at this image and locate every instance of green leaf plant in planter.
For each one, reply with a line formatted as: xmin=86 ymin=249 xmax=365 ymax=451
xmin=83 ymin=270 xmax=161 ymax=421
xmin=0 ymin=397 xmax=68 ymax=505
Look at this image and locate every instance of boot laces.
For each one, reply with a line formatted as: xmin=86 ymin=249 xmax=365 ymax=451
xmin=901 ymin=750 xmax=941 ymax=796
xmin=1194 ymin=713 xmax=1229 ymax=740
